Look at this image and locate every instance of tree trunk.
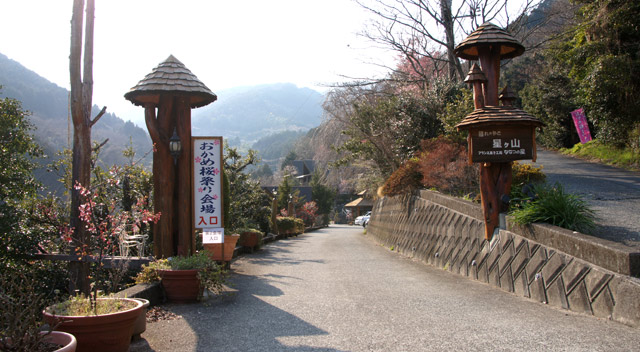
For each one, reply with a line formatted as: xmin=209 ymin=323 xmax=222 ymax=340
xmin=145 ymin=99 xmax=176 ymax=259
xmin=175 ymin=97 xmax=194 ymax=256
xmin=479 ymin=162 xmax=512 ymax=240
xmin=478 ymin=45 xmax=501 ymax=106
xmin=440 ymin=0 xmax=465 ymax=82
xmin=68 ymin=0 xmax=95 ymax=295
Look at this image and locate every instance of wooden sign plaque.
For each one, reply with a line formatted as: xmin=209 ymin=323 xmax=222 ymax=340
xmin=469 ymin=126 xmax=535 ymax=163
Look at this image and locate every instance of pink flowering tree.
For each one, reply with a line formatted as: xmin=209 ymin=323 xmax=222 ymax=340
xmin=296 ymin=201 xmax=319 ymax=228
xmin=69 ymin=181 xmax=160 ymax=312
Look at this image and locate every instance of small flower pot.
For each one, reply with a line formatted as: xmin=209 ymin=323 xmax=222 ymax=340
xmin=157 ymin=269 xmax=202 ymax=303
xmin=45 ymin=331 xmax=77 ymax=352
xmin=2 ymin=331 xmax=77 ymax=352
xmin=131 ymin=298 xmax=150 ymax=339
xmin=204 ymin=234 xmax=240 ymax=262
xmin=239 ymin=231 xmax=262 ymax=253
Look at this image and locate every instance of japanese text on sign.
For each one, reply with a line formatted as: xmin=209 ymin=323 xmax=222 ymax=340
xmin=202 ymin=228 xmax=224 ymax=244
xmin=193 ymin=137 xmax=223 ymax=230
xmin=471 ymin=127 xmax=533 ymax=162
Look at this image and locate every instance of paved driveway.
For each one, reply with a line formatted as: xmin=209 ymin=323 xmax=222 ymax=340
xmin=531 ymin=149 xmax=640 ymax=247
xmin=132 ymin=226 xmax=640 ymax=351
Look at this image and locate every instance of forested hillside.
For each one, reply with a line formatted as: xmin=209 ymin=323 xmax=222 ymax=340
xmin=192 ymin=83 xmax=323 ymax=144
xmin=0 ymin=52 xmax=152 ymax=192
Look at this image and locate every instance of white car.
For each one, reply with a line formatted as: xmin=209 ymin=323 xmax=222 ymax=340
xmin=354 ymin=211 xmax=371 ymax=226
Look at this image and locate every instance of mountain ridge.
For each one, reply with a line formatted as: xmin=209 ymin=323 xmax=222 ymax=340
xmin=1 ymin=53 xmax=326 ymax=191
xmin=192 ymin=82 xmax=324 ymax=143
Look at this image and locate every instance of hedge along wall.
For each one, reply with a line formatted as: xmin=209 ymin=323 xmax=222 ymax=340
xmin=367 ymin=190 xmax=640 ymax=328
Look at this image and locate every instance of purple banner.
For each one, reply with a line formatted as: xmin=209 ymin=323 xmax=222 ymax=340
xmin=570 ymin=108 xmax=592 ymax=144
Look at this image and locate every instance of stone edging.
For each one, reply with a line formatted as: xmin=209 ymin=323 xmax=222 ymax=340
xmin=367 ymin=191 xmax=640 ymax=328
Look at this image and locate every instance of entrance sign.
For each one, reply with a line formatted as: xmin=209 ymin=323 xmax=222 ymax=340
xmin=202 ymin=228 xmax=224 ymax=244
xmin=570 ymin=108 xmax=592 ymax=144
xmin=193 ymin=137 xmax=224 ymax=230
xmin=469 ymin=126 xmax=534 ymax=163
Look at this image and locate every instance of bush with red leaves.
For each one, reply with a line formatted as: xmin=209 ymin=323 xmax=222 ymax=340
xmin=418 ymin=137 xmax=478 ymax=197
xmin=381 ymin=158 xmax=423 ymax=197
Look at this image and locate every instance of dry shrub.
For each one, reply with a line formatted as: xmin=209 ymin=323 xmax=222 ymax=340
xmin=511 ymin=161 xmax=546 ymax=186
xmin=381 ymin=158 xmax=423 ymax=197
xmin=418 ymin=137 xmax=479 ymax=197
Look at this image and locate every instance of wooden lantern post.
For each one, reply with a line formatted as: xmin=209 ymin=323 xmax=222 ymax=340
xmin=125 ymin=55 xmax=217 ymax=258
xmin=454 ymin=23 xmax=543 ymax=240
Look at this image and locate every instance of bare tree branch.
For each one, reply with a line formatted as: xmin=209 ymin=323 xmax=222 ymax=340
xmin=90 ymin=106 xmax=106 ymax=127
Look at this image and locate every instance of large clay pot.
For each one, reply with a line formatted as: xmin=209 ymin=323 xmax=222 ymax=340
xmin=204 ymin=234 xmax=240 ymax=262
xmin=157 ymin=269 xmax=201 ymax=303
xmin=44 ymin=331 xmax=77 ymax=352
xmin=131 ymin=298 xmax=150 ymax=339
xmin=43 ymin=298 xmax=142 ymax=352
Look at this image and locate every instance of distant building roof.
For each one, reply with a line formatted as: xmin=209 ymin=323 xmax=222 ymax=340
xmin=292 ymin=160 xmax=315 ymax=177
xmin=344 ymin=197 xmax=373 ymax=208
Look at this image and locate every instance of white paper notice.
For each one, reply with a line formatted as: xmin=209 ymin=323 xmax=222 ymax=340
xmin=202 ymin=228 xmax=224 ymax=244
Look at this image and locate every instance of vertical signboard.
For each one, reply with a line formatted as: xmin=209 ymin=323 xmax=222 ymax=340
xmin=193 ymin=137 xmax=224 ymax=230
xmin=570 ymin=108 xmax=592 ymax=144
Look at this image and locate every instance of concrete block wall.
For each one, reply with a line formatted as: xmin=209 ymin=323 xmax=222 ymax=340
xmin=367 ymin=190 xmax=640 ymax=328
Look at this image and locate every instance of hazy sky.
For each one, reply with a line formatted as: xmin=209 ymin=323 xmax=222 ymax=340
xmin=0 ymin=0 xmax=397 ymax=127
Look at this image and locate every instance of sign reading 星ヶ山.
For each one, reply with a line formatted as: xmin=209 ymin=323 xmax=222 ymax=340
xmin=470 ymin=127 xmax=534 ymax=163
xmin=193 ymin=137 xmax=224 ymax=230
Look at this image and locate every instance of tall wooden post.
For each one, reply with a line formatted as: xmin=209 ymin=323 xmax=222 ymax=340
xmin=175 ymin=96 xmax=194 ymax=256
xmin=126 ymin=55 xmax=217 ymax=258
xmin=454 ymin=23 xmax=542 ymax=241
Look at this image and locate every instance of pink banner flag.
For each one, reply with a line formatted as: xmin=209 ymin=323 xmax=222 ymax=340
xmin=570 ymin=108 xmax=592 ymax=144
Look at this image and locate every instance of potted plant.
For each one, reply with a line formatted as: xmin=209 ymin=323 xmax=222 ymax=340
xmin=138 ymin=251 xmax=227 ymax=303
xmin=293 ymin=218 xmax=305 ymax=236
xmin=237 ymin=227 xmax=263 ymax=253
xmin=203 ymin=233 xmax=241 ymax=263
xmin=43 ymin=183 xmax=160 ymax=352
xmin=131 ymin=298 xmax=150 ymax=340
xmin=276 ymin=216 xmax=296 ymax=238
xmin=43 ymin=295 xmax=142 ymax=352
xmin=1 ymin=268 xmax=77 ymax=352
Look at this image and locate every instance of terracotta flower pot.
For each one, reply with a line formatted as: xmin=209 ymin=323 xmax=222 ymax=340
xmin=43 ymin=298 xmax=142 ymax=352
xmin=44 ymin=331 xmax=77 ymax=352
xmin=204 ymin=234 xmax=240 ymax=262
xmin=240 ymin=231 xmax=262 ymax=252
xmin=157 ymin=269 xmax=201 ymax=303
xmin=131 ymin=298 xmax=150 ymax=339
xmin=3 ymin=331 xmax=77 ymax=352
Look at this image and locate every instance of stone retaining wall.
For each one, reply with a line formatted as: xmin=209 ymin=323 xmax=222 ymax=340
xmin=367 ymin=190 xmax=640 ymax=328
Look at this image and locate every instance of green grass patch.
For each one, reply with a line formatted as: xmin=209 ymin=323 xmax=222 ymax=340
xmin=560 ymin=140 xmax=640 ymax=170
xmin=510 ymin=183 xmax=597 ymax=234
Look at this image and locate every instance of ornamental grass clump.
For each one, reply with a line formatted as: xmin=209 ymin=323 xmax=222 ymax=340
xmin=510 ymin=183 xmax=597 ymax=234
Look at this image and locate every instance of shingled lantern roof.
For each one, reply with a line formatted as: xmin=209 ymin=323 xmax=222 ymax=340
xmin=454 ymin=22 xmax=525 ymax=61
xmin=456 ymin=106 xmax=543 ymax=130
xmin=124 ymin=55 xmax=217 ymax=108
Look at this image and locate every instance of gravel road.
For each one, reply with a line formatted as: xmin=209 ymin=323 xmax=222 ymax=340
xmin=131 ymin=226 xmax=640 ymax=351
xmin=530 ymin=149 xmax=640 ymax=248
